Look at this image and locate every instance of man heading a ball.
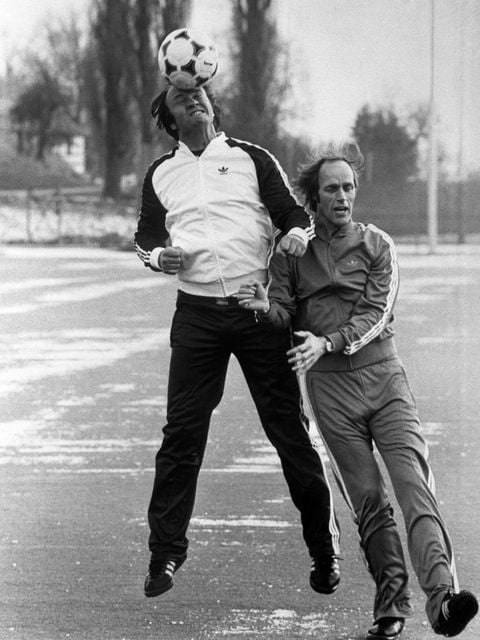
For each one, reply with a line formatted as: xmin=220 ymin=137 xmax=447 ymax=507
xmin=134 ymin=76 xmax=341 ymax=598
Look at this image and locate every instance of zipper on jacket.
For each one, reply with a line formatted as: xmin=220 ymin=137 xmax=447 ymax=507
xmin=326 ymin=240 xmax=337 ymax=289
xmin=197 ymin=154 xmax=226 ymax=295
xmin=326 ymin=238 xmax=344 ymax=333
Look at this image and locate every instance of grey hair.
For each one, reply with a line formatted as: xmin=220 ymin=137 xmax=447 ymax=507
xmin=295 ymin=140 xmax=365 ymax=211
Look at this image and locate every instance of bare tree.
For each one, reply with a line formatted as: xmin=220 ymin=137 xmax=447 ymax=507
xmin=92 ymin=0 xmax=136 ymax=198
xmin=129 ymin=0 xmax=192 ymax=175
xmin=225 ymin=0 xmax=289 ymax=156
xmin=10 ymin=66 xmax=70 ymax=160
xmin=43 ymin=16 xmax=86 ymax=125
xmin=406 ymin=104 xmax=430 ymax=145
xmin=352 ymin=105 xmax=418 ymax=185
xmin=89 ymin=0 xmax=192 ymax=197
xmin=82 ymin=40 xmax=106 ymax=179
xmin=8 ymin=13 xmax=87 ymax=162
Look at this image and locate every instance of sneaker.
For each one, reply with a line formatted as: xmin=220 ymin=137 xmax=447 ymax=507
xmin=309 ymin=554 xmax=340 ymax=594
xmin=144 ymin=555 xmax=187 ymax=598
xmin=367 ymin=617 xmax=405 ymax=639
xmin=436 ymin=589 xmax=478 ymax=637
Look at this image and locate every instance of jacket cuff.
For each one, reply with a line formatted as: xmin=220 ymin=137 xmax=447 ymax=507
xmin=325 ymin=331 xmax=346 ymax=352
xmin=149 ymin=247 xmax=164 ymax=271
xmin=287 ymin=227 xmax=309 ymax=247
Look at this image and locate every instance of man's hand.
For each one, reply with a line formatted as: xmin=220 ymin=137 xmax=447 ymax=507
xmin=287 ymin=331 xmax=328 ymax=372
xmin=276 ymin=234 xmax=307 ymax=258
xmin=235 ymin=280 xmax=270 ymax=313
xmin=159 ymin=246 xmax=186 ymax=275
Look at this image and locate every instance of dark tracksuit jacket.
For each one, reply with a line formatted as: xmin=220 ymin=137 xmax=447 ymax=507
xmin=264 ymin=219 xmax=399 ymax=367
xmin=133 ymin=133 xmax=340 ymax=561
xmin=263 ymin=220 xmax=457 ymax=628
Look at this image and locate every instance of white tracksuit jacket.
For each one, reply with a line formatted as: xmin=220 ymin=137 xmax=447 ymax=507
xmin=134 ymin=132 xmax=313 ymax=297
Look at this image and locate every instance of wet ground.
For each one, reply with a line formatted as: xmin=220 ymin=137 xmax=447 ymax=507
xmin=1 ymin=245 xmax=480 ymax=640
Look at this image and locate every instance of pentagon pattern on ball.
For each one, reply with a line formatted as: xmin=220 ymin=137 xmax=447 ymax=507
xmin=158 ymin=28 xmax=219 ymax=90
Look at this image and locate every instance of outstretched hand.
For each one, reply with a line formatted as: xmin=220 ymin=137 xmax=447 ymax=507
xmin=287 ymin=331 xmax=327 ymax=372
xmin=235 ymin=280 xmax=270 ymax=313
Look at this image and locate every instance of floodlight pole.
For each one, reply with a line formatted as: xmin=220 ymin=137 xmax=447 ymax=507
xmin=427 ymin=0 xmax=438 ymax=253
xmin=456 ymin=0 xmax=466 ymax=244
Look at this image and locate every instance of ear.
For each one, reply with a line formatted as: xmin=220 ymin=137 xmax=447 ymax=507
xmin=170 ymin=122 xmax=177 ymax=129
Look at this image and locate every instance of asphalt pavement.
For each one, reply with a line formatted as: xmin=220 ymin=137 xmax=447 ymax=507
xmin=1 ymin=244 xmax=480 ymax=640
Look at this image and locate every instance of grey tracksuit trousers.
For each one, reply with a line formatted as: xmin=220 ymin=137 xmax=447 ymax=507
xmin=305 ymin=350 xmax=457 ymax=628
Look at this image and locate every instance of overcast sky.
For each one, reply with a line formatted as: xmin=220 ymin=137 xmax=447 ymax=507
xmin=1 ymin=0 xmax=479 ymax=173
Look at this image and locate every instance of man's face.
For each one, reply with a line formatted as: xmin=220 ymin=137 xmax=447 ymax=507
xmin=165 ymin=86 xmax=214 ymax=135
xmin=317 ymin=160 xmax=356 ymax=228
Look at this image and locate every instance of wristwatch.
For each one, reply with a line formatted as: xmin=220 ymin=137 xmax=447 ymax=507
xmin=324 ymin=337 xmax=334 ymax=353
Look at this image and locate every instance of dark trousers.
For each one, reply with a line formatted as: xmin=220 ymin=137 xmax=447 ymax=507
xmin=148 ymin=292 xmax=339 ymax=560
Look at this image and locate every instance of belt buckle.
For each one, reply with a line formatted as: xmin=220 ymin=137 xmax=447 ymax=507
xmin=215 ymin=298 xmax=229 ymax=306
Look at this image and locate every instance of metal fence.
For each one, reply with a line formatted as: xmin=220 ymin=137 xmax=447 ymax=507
xmin=1 ymin=181 xmax=479 ymax=247
xmin=0 ymin=188 xmax=137 ymax=247
xmin=355 ymin=179 xmax=480 ymax=242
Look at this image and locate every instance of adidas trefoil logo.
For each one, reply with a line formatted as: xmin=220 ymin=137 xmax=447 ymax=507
xmin=218 ymin=166 xmax=229 ymax=174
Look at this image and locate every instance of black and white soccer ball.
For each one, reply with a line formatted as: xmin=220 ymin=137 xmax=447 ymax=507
xmin=158 ymin=28 xmax=218 ymax=90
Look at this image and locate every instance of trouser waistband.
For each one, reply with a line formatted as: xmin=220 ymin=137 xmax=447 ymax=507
xmin=310 ymin=336 xmax=397 ymax=371
xmin=176 ymin=290 xmax=240 ymax=307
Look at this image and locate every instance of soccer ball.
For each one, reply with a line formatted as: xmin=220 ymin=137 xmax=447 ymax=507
xmin=158 ymin=28 xmax=218 ymax=90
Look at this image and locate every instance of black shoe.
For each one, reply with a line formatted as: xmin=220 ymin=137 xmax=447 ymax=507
xmin=144 ymin=555 xmax=186 ymax=598
xmin=367 ymin=617 xmax=405 ymax=639
xmin=309 ymin=554 xmax=340 ymax=594
xmin=436 ymin=589 xmax=478 ymax=637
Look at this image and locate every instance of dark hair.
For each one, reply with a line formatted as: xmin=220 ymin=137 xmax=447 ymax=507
xmin=150 ymin=84 xmax=221 ymax=141
xmin=295 ymin=141 xmax=365 ymax=211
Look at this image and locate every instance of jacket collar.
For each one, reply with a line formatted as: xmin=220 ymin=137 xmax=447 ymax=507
xmin=177 ymin=132 xmax=225 ymax=156
xmin=316 ymin=219 xmax=354 ymax=240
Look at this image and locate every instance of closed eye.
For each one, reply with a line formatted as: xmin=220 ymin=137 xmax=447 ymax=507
xmin=325 ymin=183 xmax=354 ymax=193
